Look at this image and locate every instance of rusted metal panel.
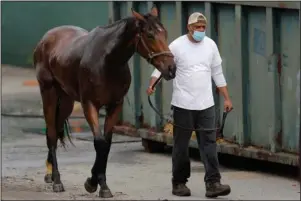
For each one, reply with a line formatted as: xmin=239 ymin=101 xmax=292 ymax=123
xmin=109 ymin=2 xmax=300 ymax=166
xmin=139 ymin=129 xmax=299 ymax=166
xmin=278 ymin=9 xmax=300 ymax=154
xmin=265 ymin=8 xmax=282 ymax=153
xmin=233 ymin=5 xmax=246 ymax=147
xmin=214 ymin=4 xmax=243 ymax=145
xmin=246 ymin=6 xmax=277 ymax=150
xmin=210 ymin=1 xmax=300 ymax=10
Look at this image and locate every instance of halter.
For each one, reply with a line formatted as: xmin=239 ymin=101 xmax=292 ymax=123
xmin=135 ymin=33 xmax=173 ymax=63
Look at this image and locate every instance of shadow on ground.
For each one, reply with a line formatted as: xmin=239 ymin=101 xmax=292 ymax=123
xmin=140 ymin=145 xmax=300 ymax=181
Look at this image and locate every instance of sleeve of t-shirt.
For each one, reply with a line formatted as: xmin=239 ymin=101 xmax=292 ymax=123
xmin=151 ymin=68 xmax=161 ymax=78
xmin=211 ymin=41 xmax=227 ymax=87
xmin=168 ymin=41 xmax=178 ymax=63
xmin=211 ymin=41 xmax=222 ymax=67
xmin=150 ymin=40 xmax=178 ymax=78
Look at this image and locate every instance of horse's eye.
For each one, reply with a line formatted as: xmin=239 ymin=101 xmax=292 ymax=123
xmin=147 ymin=33 xmax=154 ymax=39
xmin=146 ymin=29 xmax=155 ymax=39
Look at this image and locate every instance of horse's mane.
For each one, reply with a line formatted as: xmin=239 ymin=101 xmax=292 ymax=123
xmin=98 ymin=13 xmax=163 ymax=32
xmin=96 ymin=16 xmax=136 ymax=32
xmin=81 ymin=13 xmax=164 ymax=67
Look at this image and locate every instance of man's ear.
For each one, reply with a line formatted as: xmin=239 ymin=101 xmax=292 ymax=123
xmin=187 ymin=24 xmax=193 ymax=33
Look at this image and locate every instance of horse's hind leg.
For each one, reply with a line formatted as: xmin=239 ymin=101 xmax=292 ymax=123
xmin=44 ymin=91 xmax=74 ymax=184
xmin=37 ymin=67 xmax=72 ymax=192
xmin=44 ymin=131 xmax=54 ymax=183
xmin=40 ymin=86 xmax=65 ymax=192
xmin=36 ymin=66 xmax=59 ymax=186
xmin=83 ymin=100 xmax=123 ymax=198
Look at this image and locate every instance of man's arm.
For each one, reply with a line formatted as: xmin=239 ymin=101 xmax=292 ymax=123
xmin=211 ymin=41 xmax=233 ymax=111
xmin=211 ymin=64 xmax=230 ymax=101
xmin=147 ymin=68 xmax=162 ymax=95
xmin=147 ymin=41 xmax=178 ymax=95
xmin=149 ymin=68 xmax=161 ymax=88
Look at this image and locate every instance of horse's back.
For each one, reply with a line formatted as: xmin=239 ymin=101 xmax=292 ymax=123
xmin=34 ymin=25 xmax=89 ymax=65
xmin=41 ymin=25 xmax=88 ymax=42
xmin=34 ymin=25 xmax=90 ymax=99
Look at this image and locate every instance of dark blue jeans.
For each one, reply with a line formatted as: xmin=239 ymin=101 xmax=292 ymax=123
xmin=171 ymin=105 xmax=221 ymax=184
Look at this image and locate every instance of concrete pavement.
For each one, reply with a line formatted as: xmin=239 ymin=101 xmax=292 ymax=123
xmin=2 ymin=118 xmax=300 ymax=200
xmin=1 ymin=65 xmax=300 ymax=200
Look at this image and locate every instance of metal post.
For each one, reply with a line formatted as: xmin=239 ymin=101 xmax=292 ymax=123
xmin=234 ymin=5 xmax=245 ymax=147
xmin=299 ymin=2 xmax=301 ymax=188
xmin=108 ymin=1 xmax=114 ymax=24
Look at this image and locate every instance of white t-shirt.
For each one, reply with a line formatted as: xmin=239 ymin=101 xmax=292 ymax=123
xmin=151 ymin=35 xmax=226 ymax=110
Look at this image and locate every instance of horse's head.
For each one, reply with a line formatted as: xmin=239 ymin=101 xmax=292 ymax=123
xmin=131 ymin=6 xmax=176 ymax=81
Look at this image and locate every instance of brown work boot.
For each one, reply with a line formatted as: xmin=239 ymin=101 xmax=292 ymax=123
xmin=205 ymin=182 xmax=231 ymax=198
xmin=172 ymin=183 xmax=191 ymax=196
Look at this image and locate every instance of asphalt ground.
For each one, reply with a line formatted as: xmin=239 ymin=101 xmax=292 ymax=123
xmin=1 ymin=65 xmax=300 ymax=200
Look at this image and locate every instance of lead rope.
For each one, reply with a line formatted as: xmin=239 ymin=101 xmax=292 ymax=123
xmin=147 ymin=75 xmax=231 ymax=133
xmin=134 ymin=32 xmax=231 ymax=134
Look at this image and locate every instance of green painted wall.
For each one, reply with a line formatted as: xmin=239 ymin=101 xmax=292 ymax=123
xmin=1 ymin=1 xmax=109 ymax=67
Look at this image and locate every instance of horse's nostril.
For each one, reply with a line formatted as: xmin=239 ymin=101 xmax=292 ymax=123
xmin=168 ymin=65 xmax=176 ymax=74
xmin=167 ymin=65 xmax=176 ymax=78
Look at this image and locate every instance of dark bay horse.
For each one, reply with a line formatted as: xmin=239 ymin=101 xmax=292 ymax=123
xmin=33 ymin=6 xmax=176 ymax=198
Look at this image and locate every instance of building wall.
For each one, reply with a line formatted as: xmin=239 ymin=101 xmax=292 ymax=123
xmin=1 ymin=1 xmax=300 ymax=159
xmin=1 ymin=1 xmax=109 ymax=66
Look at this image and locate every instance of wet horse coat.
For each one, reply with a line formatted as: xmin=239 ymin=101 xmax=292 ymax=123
xmin=33 ymin=7 xmax=176 ymax=197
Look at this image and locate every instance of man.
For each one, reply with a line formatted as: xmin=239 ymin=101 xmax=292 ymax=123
xmin=146 ymin=12 xmax=233 ymax=198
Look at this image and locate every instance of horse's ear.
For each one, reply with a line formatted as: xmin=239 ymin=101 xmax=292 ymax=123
xmin=150 ymin=5 xmax=158 ymax=17
xmin=131 ymin=8 xmax=145 ymax=21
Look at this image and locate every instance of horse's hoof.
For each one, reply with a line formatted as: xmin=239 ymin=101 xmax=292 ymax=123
xmin=99 ymin=189 xmax=113 ymax=198
xmin=53 ymin=183 xmax=65 ymax=192
xmin=84 ymin=178 xmax=97 ymax=193
xmin=44 ymin=174 xmax=52 ymax=183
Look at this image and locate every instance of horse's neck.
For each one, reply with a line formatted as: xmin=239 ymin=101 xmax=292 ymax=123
xmin=104 ymin=18 xmax=138 ymax=66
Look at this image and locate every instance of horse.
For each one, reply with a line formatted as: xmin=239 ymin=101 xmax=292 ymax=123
xmin=33 ymin=5 xmax=176 ymax=198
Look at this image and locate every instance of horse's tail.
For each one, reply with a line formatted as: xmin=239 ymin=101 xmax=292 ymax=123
xmin=33 ymin=37 xmax=48 ymax=69
xmin=33 ymin=41 xmax=43 ymax=68
xmin=33 ymin=47 xmax=38 ymax=68
xmin=55 ymin=97 xmax=75 ymax=148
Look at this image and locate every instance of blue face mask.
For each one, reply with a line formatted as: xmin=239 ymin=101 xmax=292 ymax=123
xmin=192 ymin=30 xmax=205 ymax=41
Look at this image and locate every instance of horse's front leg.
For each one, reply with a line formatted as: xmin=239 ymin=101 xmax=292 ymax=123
xmin=82 ymin=100 xmax=123 ymax=198
xmin=96 ymin=100 xmax=123 ymax=198
xmin=81 ymin=100 xmax=101 ymax=193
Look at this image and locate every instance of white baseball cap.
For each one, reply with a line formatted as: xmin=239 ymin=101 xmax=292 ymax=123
xmin=188 ymin=12 xmax=207 ymax=25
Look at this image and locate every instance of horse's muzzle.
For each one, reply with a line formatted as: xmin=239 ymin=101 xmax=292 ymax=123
xmin=158 ymin=61 xmax=176 ymax=80
xmin=168 ymin=64 xmax=176 ymax=79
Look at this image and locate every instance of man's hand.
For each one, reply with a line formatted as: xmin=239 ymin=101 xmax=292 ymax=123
xmin=216 ymin=86 xmax=233 ymax=112
xmin=146 ymin=86 xmax=156 ymax=95
xmin=147 ymin=76 xmax=159 ymax=95
xmin=224 ymin=99 xmax=233 ymax=112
